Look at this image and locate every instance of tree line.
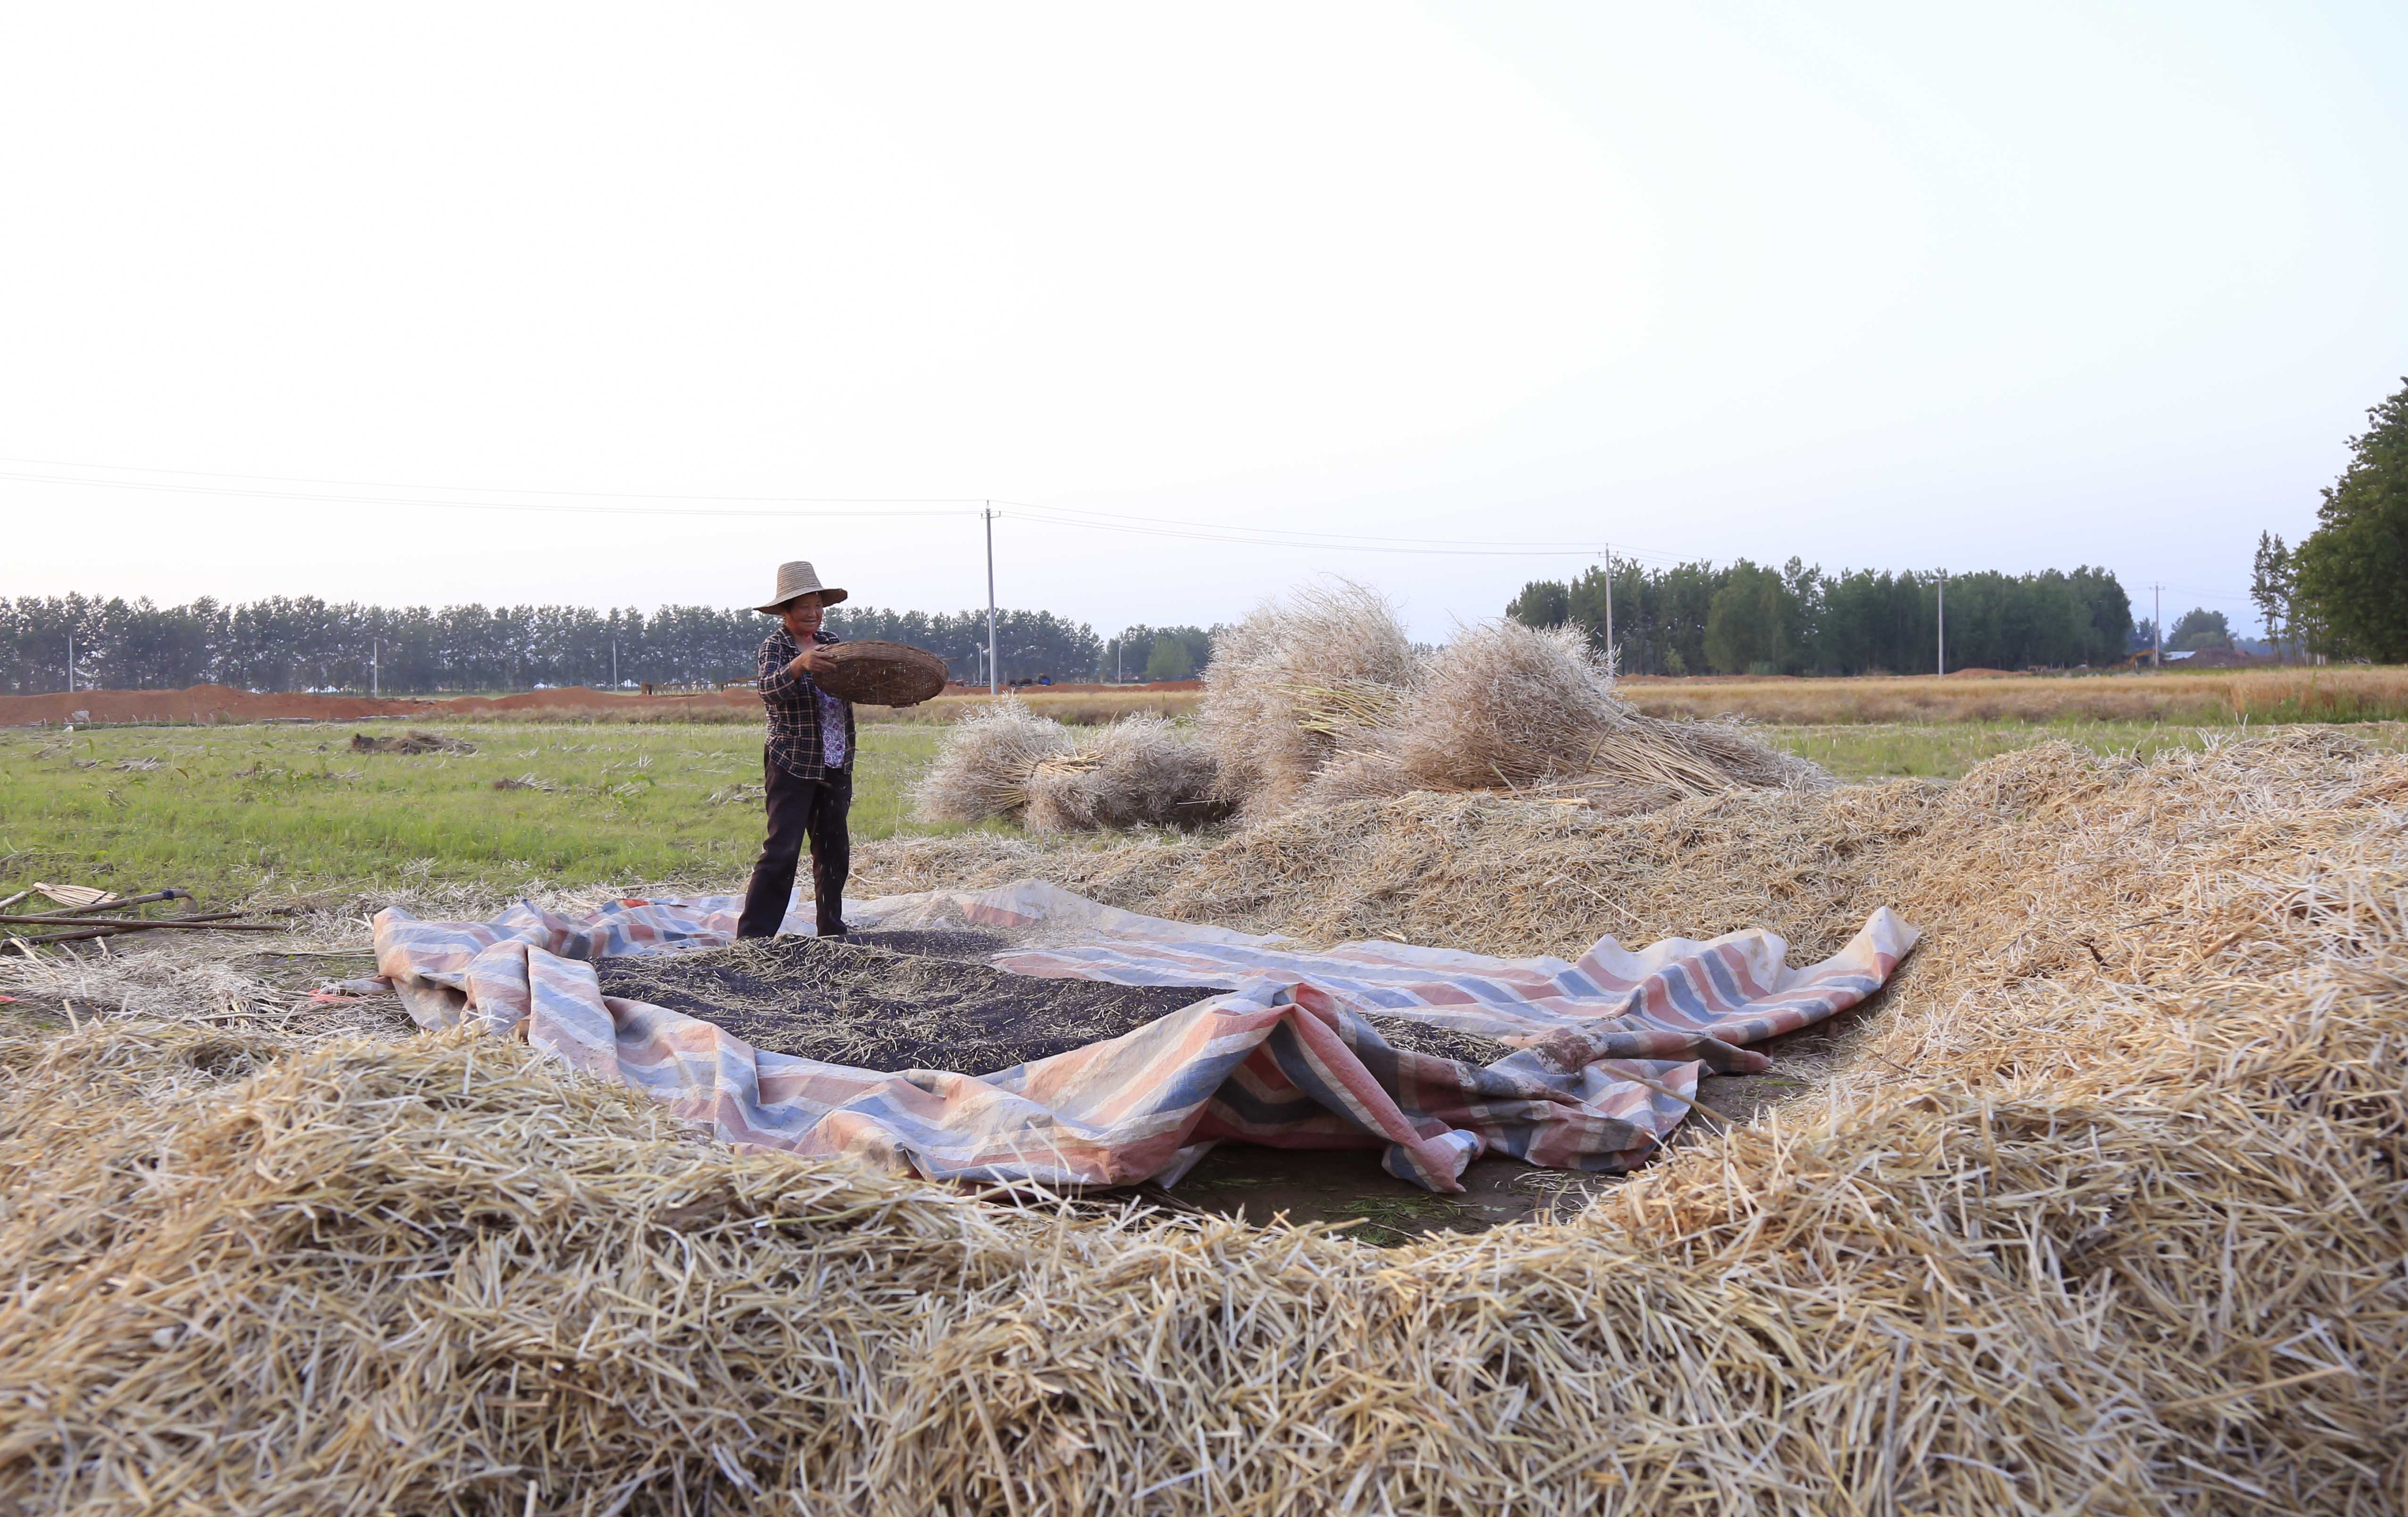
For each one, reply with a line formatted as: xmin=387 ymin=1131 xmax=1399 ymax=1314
xmin=0 ymin=595 xmax=1222 ymax=695
xmin=1508 ymin=562 xmax=2134 ymax=675
xmin=2253 ymin=377 xmax=2408 ymax=663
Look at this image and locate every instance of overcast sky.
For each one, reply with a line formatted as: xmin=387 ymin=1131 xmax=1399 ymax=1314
xmin=4 ymin=3 xmax=2403 ymax=639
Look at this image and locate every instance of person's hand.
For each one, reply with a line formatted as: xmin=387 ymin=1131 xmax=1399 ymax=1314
xmin=788 ymin=643 xmax=823 ymax=679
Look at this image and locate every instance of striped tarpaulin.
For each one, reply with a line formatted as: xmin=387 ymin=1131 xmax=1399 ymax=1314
xmin=372 ymin=882 xmax=1916 ymax=1193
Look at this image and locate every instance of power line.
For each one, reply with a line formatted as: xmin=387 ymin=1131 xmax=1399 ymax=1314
xmin=0 ymin=453 xmax=990 ymax=506
xmin=992 ymin=508 xmax=1604 ymax=558
xmin=991 ymin=498 xmax=1626 ymax=552
xmin=0 ymin=453 xmax=1681 ymax=556
xmin=0 ymin=459 xmax=1652 ymax=558
xmin=0 ymin=469 xmax=978 ymax=519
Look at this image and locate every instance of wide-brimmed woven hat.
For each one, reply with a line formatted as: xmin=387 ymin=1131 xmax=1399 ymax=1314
xmin=753 ymin=560 xmax=850 ymax=613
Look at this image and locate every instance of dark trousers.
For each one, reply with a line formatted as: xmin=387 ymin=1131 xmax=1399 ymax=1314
xmin=737 ymin=753 xmax=852 ymax=939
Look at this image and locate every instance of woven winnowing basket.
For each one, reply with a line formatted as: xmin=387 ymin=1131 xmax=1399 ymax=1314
xmin=812 ymin=641 xmax=951 ymax=707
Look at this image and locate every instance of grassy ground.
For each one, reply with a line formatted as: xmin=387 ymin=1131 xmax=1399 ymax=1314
xmin=0 ymin=721 xmax=967 ymax=906
xmin=8 ymin=717 xmax=2404 ymax=906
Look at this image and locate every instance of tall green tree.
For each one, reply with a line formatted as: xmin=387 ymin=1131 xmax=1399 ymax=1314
xmin=1143 ymin=636 xmax=1197 ymax=680
xmin=1107 ymin=625 xmax=1215 ymax=683
xmin=2250 ymin=532 xmax=2296 ymax=659
xmin=2293 ymin=379 xmax=2408 ymax=661
xmin=2167 ymin=608 xmax=2230 ymax=651
xmin=1703 ymin=560 xmax=1793 ymax=674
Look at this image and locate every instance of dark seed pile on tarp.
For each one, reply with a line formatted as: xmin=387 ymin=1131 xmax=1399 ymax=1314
xmin=594 ymin=930 xmax=1516 ymax=1076
xmin=594 ymin=932 xmax=1225 ymax=1075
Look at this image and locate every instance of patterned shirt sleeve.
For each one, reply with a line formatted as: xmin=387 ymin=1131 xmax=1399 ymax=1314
xmin=759 ymin=630 xmax=803 ymax=699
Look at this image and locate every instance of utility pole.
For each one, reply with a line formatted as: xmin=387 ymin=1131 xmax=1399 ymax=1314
xmin=984 ymin=503 xmax=999 ymax=696
xmin=1936 ymin=570 xmax=1946 ymax=677
xmin=372 ymin=638 xmax=380 ymax=698
xmin=611 ymin=640 xmax=618 ymax=690
xmin=1602 ymin=546 xmax=1615 ymax=671
xmin=2151 ymin=583 xmax=2162 ymax=669
xmin=65 ymin=631 xmax=73 ymax=694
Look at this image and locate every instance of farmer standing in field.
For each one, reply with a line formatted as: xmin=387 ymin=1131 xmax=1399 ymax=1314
xmin=737 ymin=561 xmax=855 ymax=940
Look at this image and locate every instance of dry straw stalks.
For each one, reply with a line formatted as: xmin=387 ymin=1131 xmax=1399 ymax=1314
xmin=918 ymin=583 xmax=1826 ymax=835
xmin=1206 ymin=583 xmax=1827 ymax=819
xmin=912 ymin=702 xmax=1227 ymax=833
xmin=4 ymin=729 xmax=2404 ymax=1513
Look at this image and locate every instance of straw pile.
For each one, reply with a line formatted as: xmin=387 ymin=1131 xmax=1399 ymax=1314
xmin=1204 ymin=584 xmax=1826 ymax=818
xmin=919 ymin=589 xmax=1818 ymax=834
xmin=913 ymin=702 xmax=1225 ymax=832
xmin=5 ymin=731 xmax=2405 ymax=1512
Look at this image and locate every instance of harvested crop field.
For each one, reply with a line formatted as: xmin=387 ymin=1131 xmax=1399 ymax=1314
xmin=1619 ymin=663 xmax=2408 ymax=725
xmin=1 ymin=730 xmax=2403 ymax=1512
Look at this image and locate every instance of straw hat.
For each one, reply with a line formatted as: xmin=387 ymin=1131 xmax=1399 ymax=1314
xmin=753 ymin=560 xmax=850 ymax=613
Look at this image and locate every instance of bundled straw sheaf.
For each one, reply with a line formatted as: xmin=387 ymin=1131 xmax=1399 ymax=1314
xmin=1198 ymin=581 xmax=1420 ymax=815
xmin=6 ymin=731 xmax=2405 ymax=1512
xmin=913 ymin=701 xmax=1224 ymax=832
xmin=910 ymin=697 xmax=1077 ymax=824
xmin=1022 ymin=715 xmax=1232 ymax=833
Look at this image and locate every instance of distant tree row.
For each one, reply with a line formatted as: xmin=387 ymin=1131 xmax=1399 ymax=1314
xmin=2255 ymin=378 xmax=2408 ymax=662
xmin=0 ymin=595 xmax=1117 ymax=694
xmin=1507 ymin=561 xmax=2134 ymax=675
xmin=1103 ymin=625 xmax=1218 ymax=682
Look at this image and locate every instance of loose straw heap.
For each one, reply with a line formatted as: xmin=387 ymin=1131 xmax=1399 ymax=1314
xmin=1207 ymin=583 xmax=1827 ymax=818
xmin=920 ymin=585 xmax=1818 ymax=834
xmin=5 ymin=730 xmax=2403 ymax=1512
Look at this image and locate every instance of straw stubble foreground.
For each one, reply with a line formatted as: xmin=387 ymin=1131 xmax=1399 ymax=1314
xmin=2 ymin=731 xmax=2403 ymax=1513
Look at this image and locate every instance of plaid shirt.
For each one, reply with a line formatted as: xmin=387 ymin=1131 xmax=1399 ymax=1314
xmin=758 ymin=627 xmax=856 ymax=781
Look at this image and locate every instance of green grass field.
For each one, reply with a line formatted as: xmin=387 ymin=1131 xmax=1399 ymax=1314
xmin=0 ymin=721 xmax=968 ymax=906
xmin=6 ymin=717 xmax=2400 ymax=906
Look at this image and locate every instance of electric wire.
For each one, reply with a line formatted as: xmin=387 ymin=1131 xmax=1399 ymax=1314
xmin=0 ymin=459 xmax=1666 ymax=558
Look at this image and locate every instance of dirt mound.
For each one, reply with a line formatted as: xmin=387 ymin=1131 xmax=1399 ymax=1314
xmin=2 ymin=731 xmax=2402 ymax=1511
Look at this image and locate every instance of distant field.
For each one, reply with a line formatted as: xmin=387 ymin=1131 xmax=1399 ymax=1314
xmin=10 ymin=666 xmax=2402 ymax=731
xmin=926 ymin=669 xmax=2408 ymax=729
xmin=10 ymin=716 xmax=2401 ymax=909
xmin=1622 ymin=666 xmax=2408 ymax=725
xmin=1759 ymin=719 xmax=2408 ymax=780
xmin=446 ymin=664 xmax=2401 ymax=727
